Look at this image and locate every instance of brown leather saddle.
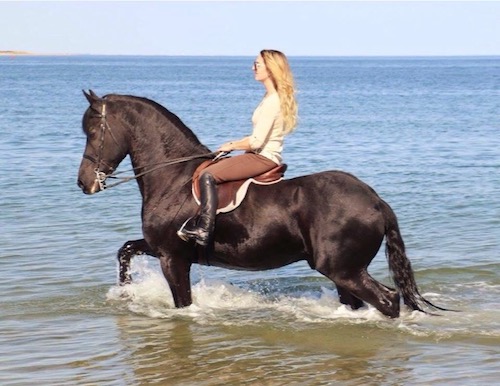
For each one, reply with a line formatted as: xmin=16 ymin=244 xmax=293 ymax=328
xmin=192 ymin=159 xmax=287 ymax=213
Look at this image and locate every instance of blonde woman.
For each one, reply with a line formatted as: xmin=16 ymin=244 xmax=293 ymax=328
xmin=178 ymin=49 xmax=298 ymax=246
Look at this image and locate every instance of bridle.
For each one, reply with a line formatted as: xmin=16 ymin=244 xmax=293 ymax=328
xmin=82 ymin=102 xmax=120 ymax=190
xmin=82 ymin=101 xmax=221 ymax=190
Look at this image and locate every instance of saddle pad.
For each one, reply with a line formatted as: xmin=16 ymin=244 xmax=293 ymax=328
xmin=191 ymin=159 xmax=286 ymax=214
xmin=192 ymin=177 xmax=283 ymax=214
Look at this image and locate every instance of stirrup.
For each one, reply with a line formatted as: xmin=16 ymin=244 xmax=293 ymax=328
xmin=177 ymin=216 xmax=195 ymax=242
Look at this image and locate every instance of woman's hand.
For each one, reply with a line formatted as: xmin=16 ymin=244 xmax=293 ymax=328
xmin=217 ymin=141 xmax=234 ymax=152
xmin=217 ymin=137 xmax=252 ymax=152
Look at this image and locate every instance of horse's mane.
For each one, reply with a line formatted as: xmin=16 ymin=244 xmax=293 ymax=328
xmin=105 ymin=94 xmax=207 ymax=149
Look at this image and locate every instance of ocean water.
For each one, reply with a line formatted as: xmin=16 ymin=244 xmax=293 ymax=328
xmin=1 ymin=55 xmax=499 ymax=385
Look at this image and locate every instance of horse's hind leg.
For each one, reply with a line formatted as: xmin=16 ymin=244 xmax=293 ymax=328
xmin=321 ymin=268 xmax=400 ymax=318
xmin=345 ymin=271 xmax=400 ymax=318
xmin=336 ymin=285 xmax=365 ymax=310
xmin=117 ymin=239 xmax=155 ymax=285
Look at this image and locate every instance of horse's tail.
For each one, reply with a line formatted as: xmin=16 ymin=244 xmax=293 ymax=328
xmin=381 ymin=200 xmax=447 ymax=313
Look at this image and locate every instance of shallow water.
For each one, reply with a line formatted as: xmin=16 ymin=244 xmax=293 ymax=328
xmin=1 ymin=56 xmax=499 ymax=385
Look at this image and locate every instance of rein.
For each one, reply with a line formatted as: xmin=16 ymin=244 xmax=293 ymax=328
xmin=104 ymin=152 xmax=219 ymax=189
xmin=84 ymin=100 xmax=221 ymax=190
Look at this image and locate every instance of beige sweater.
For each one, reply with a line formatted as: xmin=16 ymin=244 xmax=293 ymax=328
xmin=249 ymin=93 xmax=285 ymax=165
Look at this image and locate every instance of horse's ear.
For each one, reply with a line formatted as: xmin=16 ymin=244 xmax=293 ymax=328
xmin=83 ymin=89 xmax=101 ymax=105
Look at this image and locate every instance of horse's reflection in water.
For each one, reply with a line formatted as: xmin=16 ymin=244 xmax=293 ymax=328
xmin=78 ymin=90 xmax=448 ymax=318
xmin=113 ymin=313 xmax=413 ymax=384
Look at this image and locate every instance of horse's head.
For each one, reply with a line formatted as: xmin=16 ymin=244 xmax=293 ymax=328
xmin=77 ymin=90 xmax=128 ymax=194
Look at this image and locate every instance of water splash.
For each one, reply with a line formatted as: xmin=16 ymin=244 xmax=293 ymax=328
xmin=105 ymin=257 xmax=500 ymax=340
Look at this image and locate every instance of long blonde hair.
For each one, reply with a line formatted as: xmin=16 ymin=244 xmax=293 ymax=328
xmin=261 ymin=49 xmax=298 ymax=133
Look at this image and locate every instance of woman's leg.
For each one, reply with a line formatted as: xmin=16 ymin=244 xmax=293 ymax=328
xmin=178 ymin=172 xmax=217 ymax=246
xmin=201 ymin=153 xmax=278 ymax=183
xmin=178 ymin=153 xmax=277 ymax=246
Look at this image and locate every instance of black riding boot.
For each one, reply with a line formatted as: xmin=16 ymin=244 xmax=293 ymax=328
xmin=177 ymin=173 xmax=217 ymax=246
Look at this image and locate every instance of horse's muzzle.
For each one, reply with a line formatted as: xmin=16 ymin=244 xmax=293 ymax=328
xmin=77 ymin=178 xmax=101 ymax=195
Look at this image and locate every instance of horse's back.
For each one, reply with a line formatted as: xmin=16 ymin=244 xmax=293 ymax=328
xmin=240 ymin=169 xmax=386 ymax=237
xmin=254 ymin=169 xmax=382 ymax=209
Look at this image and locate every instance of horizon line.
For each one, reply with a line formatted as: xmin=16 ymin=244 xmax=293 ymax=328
xmin=2 ymin=51 xmax=499 ymax=58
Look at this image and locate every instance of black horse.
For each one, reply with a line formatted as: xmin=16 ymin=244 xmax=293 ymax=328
xmin=77 ymin=90 xmax=444 ymax=318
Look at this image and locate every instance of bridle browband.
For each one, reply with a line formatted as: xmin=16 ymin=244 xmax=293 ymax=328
xmin=83 ymin=100 xmax=220 ymax=190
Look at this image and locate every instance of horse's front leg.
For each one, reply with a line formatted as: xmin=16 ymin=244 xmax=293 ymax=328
xmin=160 ymin=255 xmax=193 ymax=308
xmin=117 ymin=239 xmax=155 ymax=285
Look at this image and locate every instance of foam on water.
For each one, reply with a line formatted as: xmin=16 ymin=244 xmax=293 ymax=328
xmin=106 ymin=257 xmax=500 ymax=340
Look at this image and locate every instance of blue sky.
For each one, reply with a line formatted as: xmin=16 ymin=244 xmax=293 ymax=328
xmin=1 ymin=1 xmax=499 ymax=56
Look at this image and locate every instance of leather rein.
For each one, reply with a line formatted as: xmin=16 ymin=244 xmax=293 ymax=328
xmin=83 ymin=101 xmax=219 ymax=190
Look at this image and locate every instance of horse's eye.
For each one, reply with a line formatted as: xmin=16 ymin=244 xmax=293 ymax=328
xmin=88 ymin=127 xmax=98 ymax=138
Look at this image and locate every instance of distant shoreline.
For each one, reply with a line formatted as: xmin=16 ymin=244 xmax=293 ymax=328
xmin=0 ymin=50 xmax=76 ymax=57
xmin=0 ymin=50 xmax=33 ymax=55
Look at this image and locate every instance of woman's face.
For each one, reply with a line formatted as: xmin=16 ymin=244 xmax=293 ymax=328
xmin=252 ymin=55 xmax=269 ymax=83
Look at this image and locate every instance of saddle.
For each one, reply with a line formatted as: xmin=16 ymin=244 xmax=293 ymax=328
xmin=192 ymin=159 xmax=287 ymax=213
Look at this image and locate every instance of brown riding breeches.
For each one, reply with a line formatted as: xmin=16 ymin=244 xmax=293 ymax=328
xmin=201 ymin=153 xmax=278 ymax=184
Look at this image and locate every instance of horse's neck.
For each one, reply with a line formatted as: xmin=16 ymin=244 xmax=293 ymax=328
xmin=135 ymin=159 xmax=200 ymax=205
xmin=117 ymin=100 xmax=208 ymax=199
xmin=120 ymin=101 xmax=207 ymax=164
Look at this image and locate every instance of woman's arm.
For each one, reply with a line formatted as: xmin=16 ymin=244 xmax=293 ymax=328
xmin=217 ymin=136 xmax=252 ymax=152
